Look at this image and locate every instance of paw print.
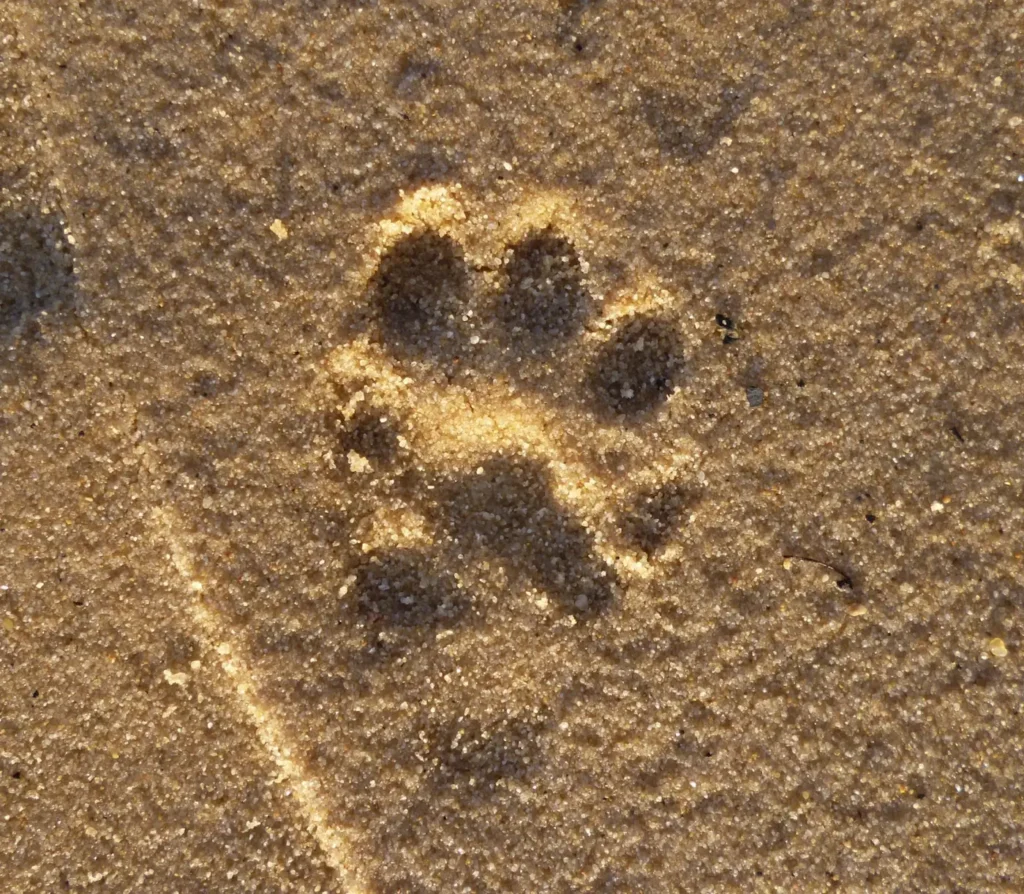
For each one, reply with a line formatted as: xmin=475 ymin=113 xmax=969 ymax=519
xmin=325 ymin=187 xmax=688 ymax=619
xmin=155 ymin=184 xmax=711 ymax=892
xmin=316 ymin=187 xmax=696 ymax=806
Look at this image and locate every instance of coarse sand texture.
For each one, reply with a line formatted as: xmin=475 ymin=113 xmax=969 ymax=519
xmin=2 ymin=1 xmax=1024 ymax=892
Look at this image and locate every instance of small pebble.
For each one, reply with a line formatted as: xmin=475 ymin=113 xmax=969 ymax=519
xmin=989 ymin=637 xmax=1008 ymax=658
xmin=746 ymin=387 xmax=764 ymax=408
xmin=163 ymin=669 xmax=189 ymax=687
xmin=847 ymin=603 xmax=868 ymax=617
xmin=347 ymin=451 xmax=372 ymax=473
xmin=269 ymin=218 xmax=289 ymax=240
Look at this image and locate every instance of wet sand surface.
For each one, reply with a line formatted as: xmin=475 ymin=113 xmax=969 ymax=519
xmin=2 ymin=1 xmax=1023 ymax=891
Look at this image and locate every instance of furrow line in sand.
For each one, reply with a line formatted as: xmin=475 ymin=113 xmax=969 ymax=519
xmin=152 ymin=506 xmax=368 ymax=894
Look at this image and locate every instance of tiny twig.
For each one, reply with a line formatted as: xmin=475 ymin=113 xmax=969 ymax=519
xmin=782 ymin=554 xmax=854 ymax=590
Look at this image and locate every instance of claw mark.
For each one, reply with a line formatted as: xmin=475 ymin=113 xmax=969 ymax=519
xmin=152 ymin=507 xmax=369 ymax=894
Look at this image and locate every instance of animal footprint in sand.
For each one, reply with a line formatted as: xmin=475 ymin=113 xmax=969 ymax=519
xmin=323 ymin=187 xmax=692 ymax=641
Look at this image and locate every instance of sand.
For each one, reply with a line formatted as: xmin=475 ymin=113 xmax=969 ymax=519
xmin=2 ymin=0 xmax=1023 ymax=891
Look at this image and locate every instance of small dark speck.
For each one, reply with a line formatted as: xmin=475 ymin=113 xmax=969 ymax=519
xmin=715 ymin=313 xmax=735 ymax=330
xmin=574 ymin=40 xmax=585 ymax=52
xmin=12 ymin=771 xmax=21 ymax=779
xmin=866 ymin=514 xmax=877 ymax=523
xmin=72 ymin=600 xmax=84 ymax=606
xmin=746 ymin=387 xmax=764 ymax=408
xmin=31 ymin=690 xmax=39 ymax=698
xmin=723 ymin=332 xmax=740 ymax=345
xmin=796 ymin=378 xmax=806 ymax=387
xmin=951 ymin=425 xmax=965 ymax=443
